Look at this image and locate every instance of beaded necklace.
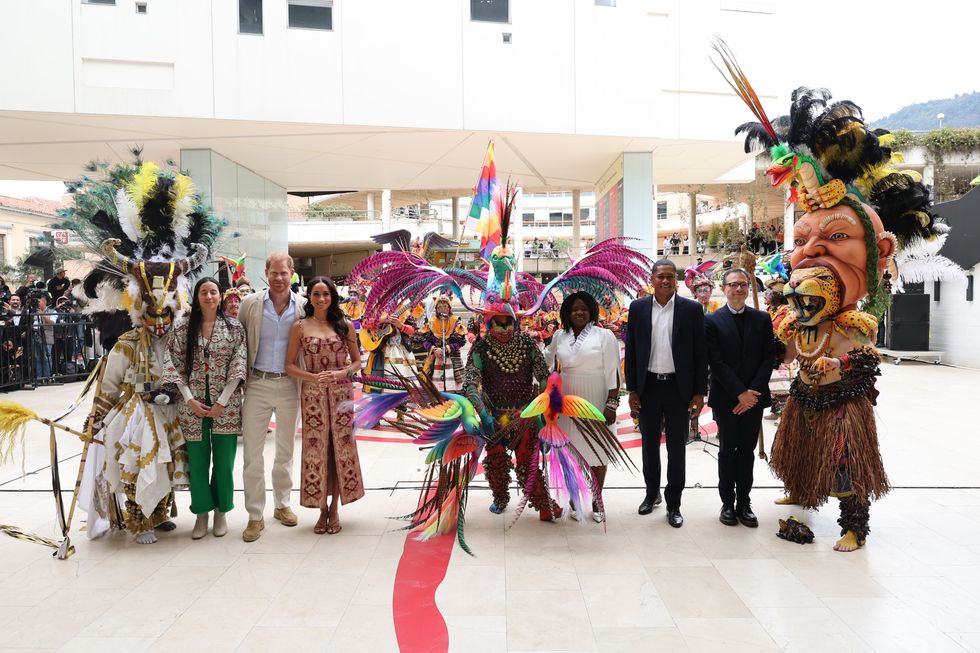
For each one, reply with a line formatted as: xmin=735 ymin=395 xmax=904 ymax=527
xmin=484 ymin=334 xmax=527 ymax=374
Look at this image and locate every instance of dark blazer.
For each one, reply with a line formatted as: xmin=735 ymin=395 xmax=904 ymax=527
xmin=705 ymin=305 xmax=775 ymax=412
xmin=624 ymin=294 xmax=708 ymax=401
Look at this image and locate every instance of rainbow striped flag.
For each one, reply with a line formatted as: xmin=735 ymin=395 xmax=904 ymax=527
xmin=467 ymin=141 xmax=502 ymax=259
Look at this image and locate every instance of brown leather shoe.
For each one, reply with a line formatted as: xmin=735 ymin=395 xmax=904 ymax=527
xmin=242 ymin=518 xmax=265 ymax=542
xmin=274 ymin=507 xmax=298 ymax=527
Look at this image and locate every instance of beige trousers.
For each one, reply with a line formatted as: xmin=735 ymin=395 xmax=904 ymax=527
xmin=242 ymin=376 xmax=301 ymax=520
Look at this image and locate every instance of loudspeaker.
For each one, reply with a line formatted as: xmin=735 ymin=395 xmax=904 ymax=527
xmin=887 ymin=293 xmax=930 ymax=351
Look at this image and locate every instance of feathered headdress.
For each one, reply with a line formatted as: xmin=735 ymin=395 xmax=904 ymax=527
xmin=711 ymin=37 xmax=964 ymax=312
xmin=684 ymin=260 xmax=717 ymax=293
xmin=56 ymin=152 xmax=223 ymax=325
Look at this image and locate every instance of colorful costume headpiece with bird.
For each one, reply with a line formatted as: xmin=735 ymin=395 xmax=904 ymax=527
xmin=711 ymin=38 xmax=963 ymax=316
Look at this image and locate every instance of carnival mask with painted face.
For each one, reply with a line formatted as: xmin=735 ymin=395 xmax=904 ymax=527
xmin=789 ymin=202 xmax=895 ymax=310
xmin=693 ymin=285 xmax=712 ymax=305
xmin=488 ymin=315 xmax=516 ymax=343
xmin=101 ymin=238 xmax=203 ymax=337
xmin=784 ymin=266 xmax=842 ymax=327
xmin=435 ymin=299 xmax=452 ymax=318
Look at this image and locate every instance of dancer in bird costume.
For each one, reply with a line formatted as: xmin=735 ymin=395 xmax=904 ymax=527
xmin=350 ymin=173 xmax=649 ymax=548
xmin=684 ymin=260 xmax=722 ymax=314
xmin=62 ymin=154 xmax=222 ymax=544
xmin=713 ymin=38 xmax=963 ymax=551
xmin=415 ymin=293 xmax=466 ymax=392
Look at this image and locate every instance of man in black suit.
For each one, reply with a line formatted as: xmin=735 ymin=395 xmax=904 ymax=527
xmin=705 ymin=268 xmax=775 ymax=528
xmin=625 ymin=260 xmax=708 ymax=528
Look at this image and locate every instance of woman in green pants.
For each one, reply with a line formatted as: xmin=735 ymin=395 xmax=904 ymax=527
xmin=163 ymin=277 xmax=247 ymax=539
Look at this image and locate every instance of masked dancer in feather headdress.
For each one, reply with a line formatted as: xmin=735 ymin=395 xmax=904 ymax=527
xmin=61 ymin=155 xmax=222 ymax=544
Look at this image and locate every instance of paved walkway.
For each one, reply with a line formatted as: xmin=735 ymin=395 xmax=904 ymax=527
xmin=0 ymin=361 xmax=978 ymax=651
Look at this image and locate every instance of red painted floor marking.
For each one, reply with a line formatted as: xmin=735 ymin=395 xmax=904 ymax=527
xmin=392 ymin=491 xmax=454 ymax=653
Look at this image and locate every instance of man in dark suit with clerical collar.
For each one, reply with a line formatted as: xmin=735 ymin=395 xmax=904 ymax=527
xmin=705 ymin=268 xmax=775 ymax=528
xmin=625 ymin=260 xmax=708 ymax=528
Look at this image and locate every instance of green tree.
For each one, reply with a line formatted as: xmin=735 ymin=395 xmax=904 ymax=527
xmin=304 ymin=202 xmax=360 ymax=220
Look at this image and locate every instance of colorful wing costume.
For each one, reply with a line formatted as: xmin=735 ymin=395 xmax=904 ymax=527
xmin=350 ymin=147 xmax=649 ymax=553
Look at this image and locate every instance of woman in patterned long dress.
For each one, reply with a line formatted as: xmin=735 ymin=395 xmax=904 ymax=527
xmin=285 ymin=276 xmax=364 ymax=535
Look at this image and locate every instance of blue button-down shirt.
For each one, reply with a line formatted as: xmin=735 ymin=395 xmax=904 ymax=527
xmin=253 ymin=291 xmax=296 ymax=373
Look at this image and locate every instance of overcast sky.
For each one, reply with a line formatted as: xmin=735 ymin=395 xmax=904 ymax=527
xmin=0 ymin=0 xmax=973 ymax=200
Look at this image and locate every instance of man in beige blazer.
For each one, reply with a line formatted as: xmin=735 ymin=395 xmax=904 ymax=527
xmin=237 ymin=252 xmax=307 ymax=541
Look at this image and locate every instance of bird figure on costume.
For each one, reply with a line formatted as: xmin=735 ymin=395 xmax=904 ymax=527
xmin=55 ymin=151 xmax=222 ymax=545
xmin=519 ymin=372 xmax=610 ymax=519
xmin=713 ymin=37 xmax=963 ymax=552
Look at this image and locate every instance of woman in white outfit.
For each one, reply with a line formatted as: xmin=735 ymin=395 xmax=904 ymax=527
xmin=545 ymin=291 xmax=621 ymax=522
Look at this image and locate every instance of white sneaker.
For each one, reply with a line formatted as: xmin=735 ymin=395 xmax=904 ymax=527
xmin=592 ymin=511 xmax=605 ymax=523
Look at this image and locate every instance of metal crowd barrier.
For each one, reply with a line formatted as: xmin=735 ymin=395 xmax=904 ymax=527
xmin=0 ymin=311 xmax=101 ymax=391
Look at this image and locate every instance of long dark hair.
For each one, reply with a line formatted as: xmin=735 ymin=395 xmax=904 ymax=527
xmin=559 ymin=291 xmax=599 ymax=332
xmin=303 ymin=276 xmax=349 ymax=339
xmin=185 ymin=277 xmax=227 ymax=377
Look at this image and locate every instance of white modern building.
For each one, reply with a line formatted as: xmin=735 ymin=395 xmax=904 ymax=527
xmin=0 ymin=0 xmax=780 ymax=277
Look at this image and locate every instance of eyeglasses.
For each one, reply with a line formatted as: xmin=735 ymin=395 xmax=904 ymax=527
xmin=725 ymin=282 xmax=750 ymax=289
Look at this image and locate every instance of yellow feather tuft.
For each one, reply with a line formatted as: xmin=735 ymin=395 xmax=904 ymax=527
xmin=878 ymin=133 xmax=896 ymax=147
xmin=127 ymin=162 xmax=161 ymax=214
xmin=0 ymin=400 xmax=37 ymax=466
xmin=172 ymin=173 xmax=194 ymax=202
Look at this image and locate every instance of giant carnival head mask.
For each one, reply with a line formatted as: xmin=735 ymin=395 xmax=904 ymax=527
xmin=61 ymin=158 xmax=222 ymax=337
xmin=712 ymin=37 xmax=953 ymax=319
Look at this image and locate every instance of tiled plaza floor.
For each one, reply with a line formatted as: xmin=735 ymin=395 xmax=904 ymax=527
xmin=1 ymin=360 xmax=978 ymax=652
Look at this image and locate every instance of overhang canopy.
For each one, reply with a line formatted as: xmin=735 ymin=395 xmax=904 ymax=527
xmin=0 ymin=110 xmax=755 ymax=193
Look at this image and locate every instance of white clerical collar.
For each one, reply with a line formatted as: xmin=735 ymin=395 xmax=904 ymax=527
xmin=727 ymin=304 xmax=745 ymax=315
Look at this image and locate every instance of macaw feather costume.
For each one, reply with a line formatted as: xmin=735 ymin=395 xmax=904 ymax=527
xmin=713 ymin=38 xmax=962 ymax=547
xmin=57 ymin=151 xmax=222 ymax=538
xmin=350 ymin=186 xmax=648 ymax=553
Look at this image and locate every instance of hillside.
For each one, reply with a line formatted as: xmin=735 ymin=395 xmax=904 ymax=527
xmin=874 ymin=92 xmax=980 ymax=130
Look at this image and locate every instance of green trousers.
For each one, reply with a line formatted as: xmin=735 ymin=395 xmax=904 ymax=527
xmin=186 ymin=412 xmax=238 ymax=515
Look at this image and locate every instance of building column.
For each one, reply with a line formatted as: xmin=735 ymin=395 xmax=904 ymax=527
xmin=381 ymin=189 xmax=392 ymax=248
xmin=783 ymin=186 xmax=795 ymax=252
xmin=451 ymin=197 xmax=460 ymax=241
xmin=688 ymin=192 xmax=697 ymax=260
xmin=571 ymin=189 xmax=582 ymax=259
xmin=366 ymin=192 xmax=376 ymax=220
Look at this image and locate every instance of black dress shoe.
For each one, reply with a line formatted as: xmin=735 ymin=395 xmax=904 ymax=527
xmin=719 ymin=505 xmax=738 ymax=526
xmin=638 ymin=492 xmax=663 ymax=515
xmin=667 ymin=509 xmax=684 ymax=528
xmin=736 ymin=506 xmax=759 ymax=528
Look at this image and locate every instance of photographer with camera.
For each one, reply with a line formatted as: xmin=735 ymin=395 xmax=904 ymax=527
xmin=28 ymin=291 xmax=57 ymax=382
xmin=0 ymin=294 xmax=26 ymax=389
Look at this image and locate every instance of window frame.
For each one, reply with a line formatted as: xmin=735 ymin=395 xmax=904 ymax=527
xmin=470 ymin=0 xmax=510 ymax=24
xmin=239 ymin=0 xmax=264 ymax=36
xmin=287 ymin=0 xmax=334 ymax=31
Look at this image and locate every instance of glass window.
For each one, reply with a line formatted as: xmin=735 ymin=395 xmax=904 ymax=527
xmin=656 ymin=202 xmax=667 ymax=220
xmin=239 ymin=0 xmax=263 ymax=34
xmin=471 ymin=0 xmax=508 ymax=23
xmin=522 ymin=212 xmax=535 ymax=224
xmin=579 ymin=208 xmax=590 ymax=219
xmin=0 ymin=234 xmax=6 ymax=266
xmin=289 ymin=1 xmax=332 ymax=30
xmin=549 ymin=211 xmax=563 ymax=224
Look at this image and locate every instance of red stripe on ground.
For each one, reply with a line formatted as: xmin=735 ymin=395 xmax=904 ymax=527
xmin=392 ymin=493 xmax=454 ymax=653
